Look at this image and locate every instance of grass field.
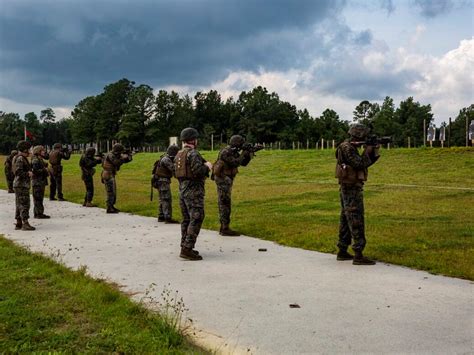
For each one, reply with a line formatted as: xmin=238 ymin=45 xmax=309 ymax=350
xmin=1 ymin=148 xmax=473 ymax=279
xmin=0 ymin=236 xmax=204 ymax=353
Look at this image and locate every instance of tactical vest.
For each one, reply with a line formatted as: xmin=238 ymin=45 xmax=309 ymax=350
xmin=335 ymin=145 xmax=368 ymax=184
xmin=102 ymin=156 xmax=116 ymax=173
xmin=174 ymin=149 xmax=193 ymax=179
xmin=213 ymin=149 xmax=238 ymax=178
xmin=49 ymin=150 xmax=61 ymax=165
xmin=12 ymin=155 xmax=30 ymax=174
xmin=154 ymin=155 xmax=173 ymax=178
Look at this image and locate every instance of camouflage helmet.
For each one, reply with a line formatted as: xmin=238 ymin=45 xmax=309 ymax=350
xmin=10 ymin=150 xmax=18 ymax=156
xmin=166 ymin=144 xmax=180 ymax=157
xmin=32 ymin=145 xmax=45 ymax=155
xmin=348 ymin=124 xmax=369 ymax=140
xmin=85 ymin=147 xmax=96 ymax=156
xmin=229 ymin=135 xmax=245 ymax=148
xmin=17 ymin=140 xmax=31 ymax=153
xmin=112 ymin=143 xmax=124 ymax=153
xmin=180 ymin=127 xmax=199 ymax=141
xmin=53 ymin=143 xmax=62 ymax=149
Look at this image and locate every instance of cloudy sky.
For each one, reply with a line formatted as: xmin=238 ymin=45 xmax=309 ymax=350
xmin=0 ymin=0 xmax=472 ymax=124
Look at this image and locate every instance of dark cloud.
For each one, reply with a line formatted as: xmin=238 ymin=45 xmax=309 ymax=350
xmin=0 ymin=0 xmax=345 ymax=106
xmin=413 ymin=0 xmax=453 ymax=18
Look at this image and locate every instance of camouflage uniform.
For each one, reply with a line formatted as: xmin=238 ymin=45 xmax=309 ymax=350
xmin=175 ymin=146 xmax=210 ymax=251
xmin=152 ymin=153 xmax=175 ymax=221
xmin=336 ymin=139 xmax=379 ymax=255
xmin=214 ymin=146 xmax=251 ymax=229
xmin=31 ymin=150 xmax=49 ymax=218
xmin=48 ymin=145 xmax=71 ymax=200
xmin=13 ymin=154 xmax=31 ymax=221
xmin=4 ymin=150 xmax=17 ymax=193
xmin=79 ymin=148 xmax=102 ymax=206
xmin=101 ymin=146 xmax=132 ymax=213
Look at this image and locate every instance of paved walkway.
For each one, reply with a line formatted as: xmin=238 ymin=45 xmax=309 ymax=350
xmin=0 ymin=190 xmax=472 ymax=354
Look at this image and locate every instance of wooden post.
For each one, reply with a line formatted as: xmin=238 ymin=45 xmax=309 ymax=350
xmin=211 ymin=134 xmax=214 ymax=151
xmin=332 ymin=140 xmax=335 ymax=149
xmin=448 ymin=117 xmax=451 ymax=148
xmin=466 ymin=115 xmax=469 ymax=147
xmin=423 ymin=119 xmax=426 ymax=147
xmin=321 ymin=138 xmax=324 ymax=149
xmin=408 ymin=137 xmax=411 ymax=148
xmin=306 ymin=139 xmax=309 ymax=149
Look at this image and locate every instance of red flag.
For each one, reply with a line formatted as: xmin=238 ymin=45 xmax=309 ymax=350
xmin=24 ymin=125 xmax=35 ymax=141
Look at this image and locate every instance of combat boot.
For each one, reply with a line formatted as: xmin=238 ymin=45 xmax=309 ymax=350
xmin=58 ymin=197 xmax=66 ymax=201
xmin=337 ymin=249 xmax=354 ymax=261
xmin=85 ymin=202 xmax=96 ymax=207
xmin=113 ymin=207 xmax=121 ymax=213
xmin=158 ymin=216 xmax=166 ymax=222
xmin=15 ymin=219 xmax=22 ymax=230
xmin=106 ymin=207 xmax=118 ymax=214
xmin=38 ymin=214 xmax=50 ymax=219
xmin=353 ymin=251 xmax=376 ymax=265
xmin=21 ymin=220 xmax=36 ymax=231
xmin=8 ymin=188 xmax=14 ymax=193
xmin=219 ymin=224 xmax=240 ymax=236
xmin=50 ymin=197 xmax=57 ymax=201
xmin=164 ymin=218 xmax=180 ymax=224
xmin=180 ymin=247 xmax=203 ymax=260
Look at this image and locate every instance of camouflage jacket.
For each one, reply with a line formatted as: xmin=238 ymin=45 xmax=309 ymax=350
xmin=335 ymin=140 xmax=379 ymax=185
xmin=80 ymin=154 xmax=101 ymax=177
xmin=215 ymin=146 xmax=251 ymax=178
xmin=102 ymin=152 xmax=132 ymax=176
xmin=49 ymin=149 xmax=71 ymax=166
xmin=13 ymin=155 xmax=31 ymax=189
xmin=31 ymin=155 xmax=49 ymax=186
xmin=153 ymin=154 xmax=174 ymax=182
xmin=178 ymin=146 xmax=209 ymax=193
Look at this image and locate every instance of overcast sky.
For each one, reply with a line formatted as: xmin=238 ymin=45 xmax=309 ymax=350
xmin=0 ymin=0 xmax=472 ymax=124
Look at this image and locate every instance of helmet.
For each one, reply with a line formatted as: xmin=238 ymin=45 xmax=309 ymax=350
xmin=33 ymin=145 xmax=45 ymax=155
xmin=86 ymin=147 xmax=96 ymax=156
xmin=180 ymin=127 xmax=199 ymax=141
xmin=229 ymin=135 xmax=245 ymax=148
xmin=112 ymin=143 xmax=124 ymax=153
xmin=348 ymin=124 xmax=369 ymax=140
xmin=10 ymin=150 xmax=18 ymax=157
xmin=166 ymin=144 xmax=179 ymax=157
xmin=17 ymin=140 xmax=31 ymax=153
xmin=53 ymin=143 xmax=62 ymax=150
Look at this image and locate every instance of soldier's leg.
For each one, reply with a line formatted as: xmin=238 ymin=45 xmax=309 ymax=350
xmin=159 ymin=182 xmax=172 ymax=220
xmin=179 ymin=194 xmax=190 ymax=247
xmin=337 ymin=187 xmax=352 ymax=250
xmin=56 ymin=172 xmax=64 ymax=199
xmin=33 ymin=185 xmax=42 ymax=217
xmin=19 ymin=188 xmax=35 ymax=230
xmin=341 ymin=186 xmax=366 ymax=252
xmin=14 ymin=188 xmax=21 ymax=220
xmin=112 ymin=178 xmax=117 ymax=206
xmin=216 ymin=178 xmax=232 ymax=226
xmin=84 ymin=176 xmax=94 ymax=203
xmin=49 ymin=172 xmax=57 ymax=199
xmin=5 ymin=169 xmax=14 ymax=192
xmin=104 ymin=177 xmax=115 ymax=209
xmin=157 ymin=182 xmax=166 ymax=220
xmin=184 ymin=195 xmax=205 ymax=249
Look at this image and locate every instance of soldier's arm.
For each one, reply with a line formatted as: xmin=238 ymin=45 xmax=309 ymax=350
xmin=341 ymin=143 xmax=372 ymax=169
xmin=220 ymin=148 xmax=243 ymax=168
xmin=107 ymin=153 xmax=122 ymax=167
xmin=239 ymin=150 xmax=252 ymax=167
xmin=61 ymin=151 xmax=71 ymax=160
xmin=31 ymin=158 xmax=43 ymax=175
xmin=188 ymin=150 xmax=209 ymax=178
xmin=14 ymin=157 xmax=30 ymax=179
xmin=152 ymin=160 xmax=159 ymax=175
xmin=161 ymin=156 xmax=175 ymax=173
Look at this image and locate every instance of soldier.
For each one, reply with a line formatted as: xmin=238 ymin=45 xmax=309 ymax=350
xmin=48 ymin=142 xmax=71 ymax=201
xmin=174 ymin=128 xmax=212 ymax=260
xmin=4 ymin=149 xmax=17 ymax=193
xmin=213 ymin=135 xmax=253 ymax=236
xmin=79 ymin=147 xmax=103 ymax=207
xmin=152 ymin=144 xmax=180 ymax=223
xmin=101 ymin=143 xmax=133 ymax=213
xmin=335 ymin=123 xmax=380 ymax=265
xmin=31 ymin=145 xmax=50 ymax=219
xmin=12 ymin=140 xmax=35 ymax=231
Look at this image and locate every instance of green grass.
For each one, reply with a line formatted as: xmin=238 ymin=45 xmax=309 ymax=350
xmin=0 ymin=236 xmax=204 ymax=353
xmin=1 ymin=148 xmax=473 ymax=279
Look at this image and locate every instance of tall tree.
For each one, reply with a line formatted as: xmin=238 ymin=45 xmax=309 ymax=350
xmin=394 ymin=97 xmax=433 ymax=147
xmin=70 ymin=96 xmax=99 ymax=144
xmin=353 ymin=100 xmax=380 ymax=125
xmin=450 ymin=104 xmax=474 ymax=146
xmin=40 ymin=107 xmax=56 ymax=123
xmin=0 ymin=112 xmax=23 ymax=154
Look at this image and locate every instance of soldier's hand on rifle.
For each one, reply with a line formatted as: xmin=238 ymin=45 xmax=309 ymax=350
xmin=28 ymin=171 xmax=33 ymax=178
xmin=205 ymin=161 xmax=213 ymax=170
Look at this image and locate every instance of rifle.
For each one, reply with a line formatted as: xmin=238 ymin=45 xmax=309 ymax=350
xmin=242 ymin=143 xmax=264 ymax=154
xmin=354 ymin=135 xmax=392 ymax=147
xmin=150 ymin=181 xmax=154 ymax=201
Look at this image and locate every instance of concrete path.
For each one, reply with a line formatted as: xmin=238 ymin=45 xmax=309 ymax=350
xmin=0 ymin=190 xmax=472 ymax=354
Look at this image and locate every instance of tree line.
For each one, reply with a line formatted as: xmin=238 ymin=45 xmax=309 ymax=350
xmin=1 ymin=78 xmax=472 ymax=154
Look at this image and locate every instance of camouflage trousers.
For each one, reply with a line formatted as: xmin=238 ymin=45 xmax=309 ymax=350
xmin=14 ymin=187 xmax=30 ymax=221
xmin=157 ymin=180 xmax=172 ymax=220
xmin=103 ymin=176 xmax=117 ymax=208
xmin=215 ymin=175 xmax=234 ymax=225
xmin=338 ymin=184 xmax=366 ymax=252
xmin=49 ymin=172 xmax=63 ymax=199
xmin=82 ymin=175 xmax=94 ymax=203
xmin=4 ymin=168 xmax=13 ymax=192
xmin=179 ymin=186 xmax=205 ymax=249
xmin=32 ymin=184 xmax=46 ymax=217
